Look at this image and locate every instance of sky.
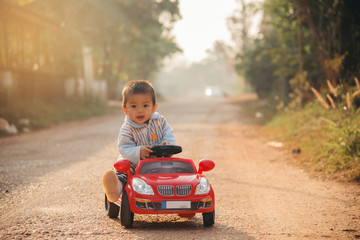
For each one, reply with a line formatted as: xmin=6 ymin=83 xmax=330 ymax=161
xmin=170 ymin=0 xmax=238 ymax=63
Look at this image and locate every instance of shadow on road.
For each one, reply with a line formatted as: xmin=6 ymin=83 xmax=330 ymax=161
xmin=110 ymin=215 xmax=256 ymax=240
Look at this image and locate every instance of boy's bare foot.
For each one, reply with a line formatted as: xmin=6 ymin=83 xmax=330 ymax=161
xmin=102 ymin=170 xmax=120 ymax=202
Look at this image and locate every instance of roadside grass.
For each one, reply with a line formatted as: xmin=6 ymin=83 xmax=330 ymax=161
xmin=0 ymin=98 xmax=109 ymax=136
xmin=237 ymin=95 xmax=360 ymax=181
xmin=262 ymin=102 xmax=360 ymax=181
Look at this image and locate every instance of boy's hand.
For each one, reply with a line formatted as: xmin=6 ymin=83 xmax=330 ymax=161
xmin=140 ymin=145 xmax=153 ymax=159
xmin=160 ymin=141 xmax=170 ymax=145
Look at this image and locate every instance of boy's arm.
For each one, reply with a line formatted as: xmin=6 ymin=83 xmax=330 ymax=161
xmin=161 ymin=120 xmax=176 ymax=145
xmin=118 ymin=134 xmax=142 ymax=164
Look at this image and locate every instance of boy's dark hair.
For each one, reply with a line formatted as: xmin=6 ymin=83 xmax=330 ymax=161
xmin=122 ymin=80 xmax=156 ymax=107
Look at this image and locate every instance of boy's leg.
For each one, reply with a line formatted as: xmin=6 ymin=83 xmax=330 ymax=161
xmin=102 ymin=170 xmax=123 ymax=202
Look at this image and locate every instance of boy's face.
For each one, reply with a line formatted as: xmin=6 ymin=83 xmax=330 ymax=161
xmin=122 ymin=93 xmax=157 ymax=125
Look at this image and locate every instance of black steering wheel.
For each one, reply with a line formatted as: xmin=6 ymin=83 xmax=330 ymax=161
xmin=149 ymin=145 xmax=182 ymax=158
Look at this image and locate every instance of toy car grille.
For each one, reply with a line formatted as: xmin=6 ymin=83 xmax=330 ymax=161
xmin=176 ymin=185 xmax=192 ymax=196
xmin=157 ymin=185 xmax=174 ymax=196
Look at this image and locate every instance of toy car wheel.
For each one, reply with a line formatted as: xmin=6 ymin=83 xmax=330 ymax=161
xmin=120 ymin=191 xmax=134 ymax=228
xmin=202 ymin=210 xmax=215 ymax=226
xmin=105 ymin=194 xmax=119 ymax=218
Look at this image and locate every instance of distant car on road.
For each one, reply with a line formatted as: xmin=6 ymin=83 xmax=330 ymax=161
xmin=205 ymin=86 xmax=224 ymax=97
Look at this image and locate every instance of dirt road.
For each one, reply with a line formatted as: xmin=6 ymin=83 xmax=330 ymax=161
xmin=0 ymin=96 xmax=359 ymax=240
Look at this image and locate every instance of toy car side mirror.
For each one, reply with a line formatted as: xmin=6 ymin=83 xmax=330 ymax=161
xmin=198 ymin=159 xmax=215 ymax=174
xmin=114 ymin=160 xmax=132 ymax=176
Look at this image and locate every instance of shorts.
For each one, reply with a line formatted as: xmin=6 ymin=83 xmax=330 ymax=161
xmin=115 ymin=162 xmax=137 ymax=186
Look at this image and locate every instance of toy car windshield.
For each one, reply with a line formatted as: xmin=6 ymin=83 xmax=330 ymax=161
xmin=140 ymin=160 xmax=195 ymax=174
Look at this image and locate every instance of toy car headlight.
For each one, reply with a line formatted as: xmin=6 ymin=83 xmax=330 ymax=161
xmin=132 ymin=178 xmax=154 ymax=195
xmin=195 ymin=177 xmax=210 ymax=195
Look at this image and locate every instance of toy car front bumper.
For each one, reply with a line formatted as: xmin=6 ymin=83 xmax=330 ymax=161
xmin=132 ymin=197 xmax=214 ymax=214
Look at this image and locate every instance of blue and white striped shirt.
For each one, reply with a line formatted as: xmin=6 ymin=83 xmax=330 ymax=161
xmin=117 ymin=112 xmax=176 ymax=166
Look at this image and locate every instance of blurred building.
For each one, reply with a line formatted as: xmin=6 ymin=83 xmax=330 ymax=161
xmin=0 ymin=0 xmax=107 ymax=106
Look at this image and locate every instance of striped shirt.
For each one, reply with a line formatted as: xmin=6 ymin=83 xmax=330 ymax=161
xmin=117 ymin=112 xmax=176 ymax=166
xmin=120 ymin=115 xmax=165 ymax=146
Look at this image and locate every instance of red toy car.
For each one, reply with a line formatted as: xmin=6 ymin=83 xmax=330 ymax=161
xmin=104 ymin=145 xmax=215 ymax=228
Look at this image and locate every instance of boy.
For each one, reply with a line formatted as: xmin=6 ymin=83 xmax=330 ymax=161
xmin=102 ymin=80 xmax=176 ymax=202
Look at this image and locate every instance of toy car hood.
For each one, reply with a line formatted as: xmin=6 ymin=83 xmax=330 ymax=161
xmin=136 ymin=173 xmax=200 ymax=186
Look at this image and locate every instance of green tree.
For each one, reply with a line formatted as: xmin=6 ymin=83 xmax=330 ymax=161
xmin=21 ymin=0 xmax=181 ymax=98
xmin=229 ymin=0 xmax=360 ymax=105
xmin=230 ymin=0 xmax=302 ymax=100
xmin=295 ymin=0 xmax=360 ymax=87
